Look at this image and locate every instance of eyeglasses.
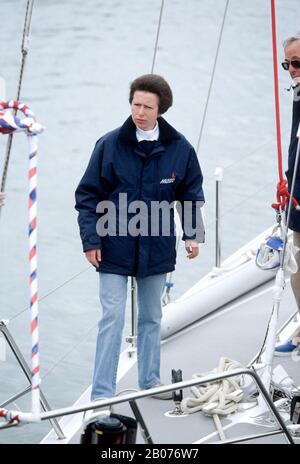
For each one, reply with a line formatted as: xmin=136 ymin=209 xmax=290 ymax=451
xmin=281 ymin=60 xmax=300 ymax=71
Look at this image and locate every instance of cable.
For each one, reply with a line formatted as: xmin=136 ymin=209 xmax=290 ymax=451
xmin=0 ymin=0 xmax=34 ymax=214
xmin=151 ymin=0 xmax=164 ymax=74
xmin=41 ymin=323 xmax=97 ymax=380
xmin=9 ymin=266 xmax=92 ymax=322
xmin=196 ymin=0 xmax=229 ymax=154
xmin=203 ymin=178 xmax=275 ymax=232
xmin=219 ymin=131 xmax=287 ymax=176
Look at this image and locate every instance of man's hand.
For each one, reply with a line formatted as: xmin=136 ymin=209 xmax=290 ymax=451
xmin=185 ymin=240 xmax=199 ymax=259
xmin=293 ymin=76 xmax=300 ymax=86
xmin=85 ymin=249 xmax=101 ymax=267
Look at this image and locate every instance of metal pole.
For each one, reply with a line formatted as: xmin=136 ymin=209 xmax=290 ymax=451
xmin=255 ymin=124 xmax=300 ymax=389
xmin=215 ymin=167 xmax=223 ymax=267
xmin=0 ymin=78 xmax=6 ymax=208
xmin=131 ymin=276 xmax=137 ymax=343
xmin=249 ymin=123 xmax=300 ymax=392
xmin=0 ymin=320 xmax=65 ymax=439
xmin=0 ymin=386 xmax=31 ymax=408
xmin=25 ymin=367 xmax=294 ymax=444
xmin=126 ymin=277 xmax=137 ymax=357
xmin=282 ymin=122 xmax=300 ymax=260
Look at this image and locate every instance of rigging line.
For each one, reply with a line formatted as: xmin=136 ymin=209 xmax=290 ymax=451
xmin=218 ymin=130 xmax=288 ymax=175
xmin=9 ymin=265 xmax=92 ymax=322
xmin=18 ymin=0 xmax=34 ymax=101
xmin=0 ymin=0 xmax=34 ymax=208
xmin=201 ymin=129 xmax=288 ymax=185
xmin=204 ymin=143 xmax=283 ymax=185
xmin=203 ymin=178 xmax=275 ymax=231
xmin=41 ymin=324 xmax=97 ymax=380
xmin=150 ymin=0 xmax=164 ymax=74
xmin=196 ymin=0 xmax=229 ymax=155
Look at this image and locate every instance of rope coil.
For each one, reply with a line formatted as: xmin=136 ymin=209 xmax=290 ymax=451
xmin=0 ymin=100 xmax=43 ymax=135
xmin=181 ymin=357 xmax=244 ymax=441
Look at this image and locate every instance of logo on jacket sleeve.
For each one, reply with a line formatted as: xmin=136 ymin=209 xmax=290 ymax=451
xmin=160 ymin=171 xmax=176 ymax=184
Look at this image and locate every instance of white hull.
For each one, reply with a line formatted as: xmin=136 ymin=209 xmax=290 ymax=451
xmin=161 ymin=227 xmax=276 ymax=338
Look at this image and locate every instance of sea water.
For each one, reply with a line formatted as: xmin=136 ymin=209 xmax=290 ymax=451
xmin=0 ymin=0 xmax=298 ymax=443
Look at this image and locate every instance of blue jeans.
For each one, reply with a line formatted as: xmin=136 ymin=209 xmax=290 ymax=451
xmin=91 ymin=272 xmax=166 ymax=400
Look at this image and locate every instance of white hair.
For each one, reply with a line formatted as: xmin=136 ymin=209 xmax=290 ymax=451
xmin=283 ymin=33 xmax=300 ymax=50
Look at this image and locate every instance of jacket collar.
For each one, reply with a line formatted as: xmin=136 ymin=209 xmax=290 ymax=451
xmin=118 ymin=116 xmax=180 ymax=145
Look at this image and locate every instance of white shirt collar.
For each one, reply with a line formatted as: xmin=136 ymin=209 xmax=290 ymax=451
xmin=136 ymin=121 xmax=159 ymax=142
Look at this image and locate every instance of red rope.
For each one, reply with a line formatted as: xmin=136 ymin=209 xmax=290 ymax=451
xmin=271 ymin=0 xmax=283 ymax=180
xmin=270 ymin=0 xmax=299 ymax=212
xmin=0 ymin=408 xmax=20 ymax=424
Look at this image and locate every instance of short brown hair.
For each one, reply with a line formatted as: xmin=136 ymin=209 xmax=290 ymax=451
xmin=129 ymin=74 xmax=173 ymax=115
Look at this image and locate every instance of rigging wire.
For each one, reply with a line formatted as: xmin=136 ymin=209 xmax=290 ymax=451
xmin=9 ymin=266 xmax=92 ymax=323
xmin=196 ymin=0 xmax=229 ymax=154
xmin=0 ymin=0 xmax=34 ymax=214
xmin=151 ymin=0 xmax=165 ymax=74
xmin=213 ymin=131 xmax=288 ymax=178
xmin=204 ymin=178 xmax=275 ymax=231
xmin=41 ymin=323 xmax=97 ymax=380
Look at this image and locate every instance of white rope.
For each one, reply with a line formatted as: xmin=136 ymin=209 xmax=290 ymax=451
xmin=256 ymin=222 xmax=298 ymax=274
xmin=210 ymin=249 xmax=255 ymax=277
xmin=181 ymin=357 xmax=244 ymax=441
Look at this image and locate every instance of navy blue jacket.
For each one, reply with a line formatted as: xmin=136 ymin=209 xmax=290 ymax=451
xmin=286 ymin=90 xmax=300 ymax=232
xmin=75 ymin=116 xmax=205 ymax=277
